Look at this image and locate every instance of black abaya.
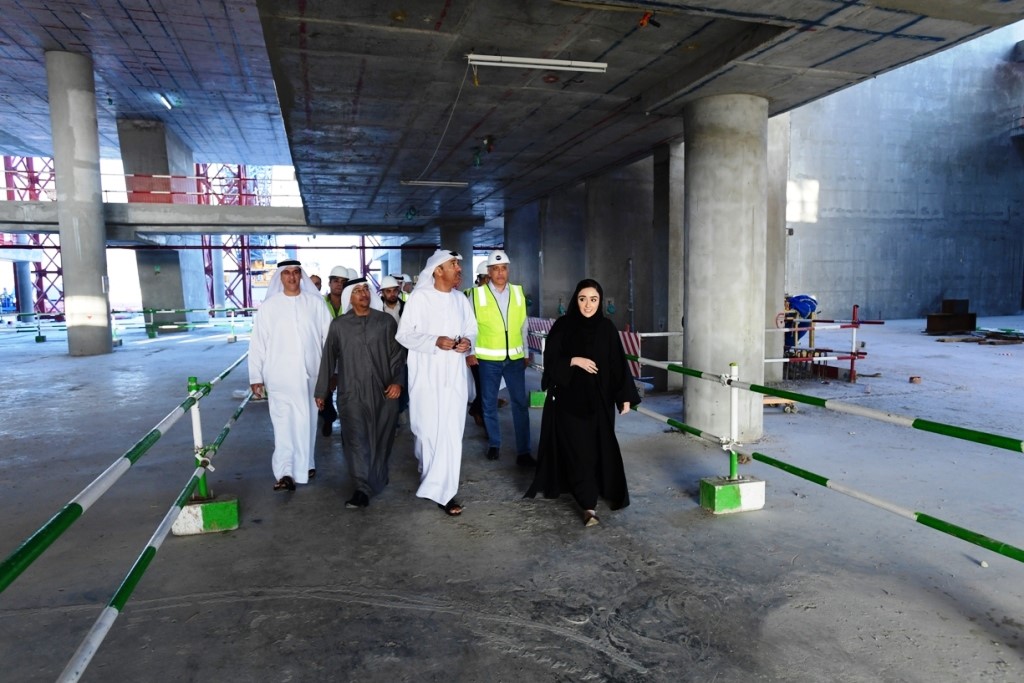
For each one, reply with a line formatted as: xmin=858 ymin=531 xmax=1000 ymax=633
xmin=525 ymin=288 xmax=640 ymax=510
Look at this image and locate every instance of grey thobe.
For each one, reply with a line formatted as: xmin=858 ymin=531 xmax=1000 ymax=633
xmin=315 ymin=309 xmax=407 ymax=497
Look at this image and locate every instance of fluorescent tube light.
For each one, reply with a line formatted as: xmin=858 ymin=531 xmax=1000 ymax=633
xmin=158 ymin=93 xmax=173 ymax=110
xmin=401 ymin=180 xmax=469 ymax=188
xmin=467 ymin=53 xmax=607 ymax=73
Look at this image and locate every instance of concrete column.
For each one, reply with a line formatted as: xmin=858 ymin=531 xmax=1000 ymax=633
xmin=439 ymin=220 xmax=476 ymax=281
xmin=682 ymin=94 xmax=768 ymax=440
xmin=46 ymin=51 xmax=112 ymax=356
xmin=14 ymin=234 xmax=34 ymax=316
xmin=211 ymin=237 xmax=226 ymax=313
xmin=538 ymin=185 xmax=586 ymax=318
xmin=765 ymin=113 xmax=791 ymax=382
xmin=398 ymin=245 xmax=430 ymax=282
xmin=117 ymin=119 xmax=207 ymax=326
xmin=654 ymin=142 xmax=686 ymax=390
xmin=505 ymin=205 xmax=540 ymax=316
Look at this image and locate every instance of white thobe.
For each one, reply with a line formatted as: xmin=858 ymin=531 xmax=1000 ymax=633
xmin=248 ymin=291 xmax=332 ymax=484
xmin=396 ymin=287 xmax=478 ymax=505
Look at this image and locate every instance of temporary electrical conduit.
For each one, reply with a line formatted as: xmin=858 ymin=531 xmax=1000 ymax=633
xmin=626 ymin=355 xmax=1024 ymax=563
xmin=57 ymin=391 xmax=254 ymax=683
xmin=0 ymin=352 xmax=248 ymax=594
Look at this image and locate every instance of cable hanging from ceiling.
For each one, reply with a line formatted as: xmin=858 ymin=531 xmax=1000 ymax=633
xmin=403 ymin=61 xmax=472 ymax=186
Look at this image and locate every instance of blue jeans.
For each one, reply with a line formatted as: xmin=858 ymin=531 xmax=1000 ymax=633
xmin=478 ymin=358 xmax=531 ymax=454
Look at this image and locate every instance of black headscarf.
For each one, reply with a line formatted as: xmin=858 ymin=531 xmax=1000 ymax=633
xmin=563 ymin=278 xmax=604 ymax=357
xmin=566 ymin=278 xmax=604 ymax=325
xmin=548 ymin=278 xmax=623 ymax=415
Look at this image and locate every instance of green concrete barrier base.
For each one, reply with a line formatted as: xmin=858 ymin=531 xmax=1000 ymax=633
xmin=700 ymin=476 xmax=765 ymax=514
xmin=34 ymin=335 xmax=46 ymax=343
xmin=171 ymin=494 xmax=239 ymax=535
xmin=529 ymin=390 xmax=547 ymax=408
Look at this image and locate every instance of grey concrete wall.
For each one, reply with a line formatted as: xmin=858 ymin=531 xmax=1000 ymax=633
xmin=787 ymin=23 xmax=1024 ymax=319
xmin=505 ymin=202 xmax=541 ymax=316
xmin=586 ymin=157 xmax=655 ymax=337
xmin=538 ymin=184 xmax=586 ymax=318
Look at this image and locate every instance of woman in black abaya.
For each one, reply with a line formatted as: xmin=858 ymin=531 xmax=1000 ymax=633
xmin=525 ymin=278 xmax=640 ymax=526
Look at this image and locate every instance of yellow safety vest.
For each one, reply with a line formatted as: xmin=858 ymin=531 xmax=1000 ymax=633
xmin=324 ymin=294 xmax=342 ymax=319
xmin=472 ymin=283 xmax=526 ymax=361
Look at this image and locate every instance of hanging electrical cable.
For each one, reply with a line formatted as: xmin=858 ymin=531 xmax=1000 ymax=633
xmin=407 ymin=61 xmax=472 ymax=183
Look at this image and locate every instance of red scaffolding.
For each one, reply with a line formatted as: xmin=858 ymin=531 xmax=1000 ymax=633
xmin=2 ymin=156 xmax=62 ymax=314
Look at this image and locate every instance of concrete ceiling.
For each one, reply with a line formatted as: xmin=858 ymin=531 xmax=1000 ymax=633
xmin=2 ymin=1 xmax=1024 ymax=245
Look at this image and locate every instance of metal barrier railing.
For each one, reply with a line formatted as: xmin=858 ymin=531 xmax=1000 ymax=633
xmin=628 ymin=355 xmax=1023 ymax=454
xmin=142 ymin=306 xmax=255 ymax=339
xmin=0 ymin=353 xmax=248 ymax=594
xmin=626 ymin=354 xmax=1024 ymax=563
xmin=57 ymin=390 xmax=254 ymax=683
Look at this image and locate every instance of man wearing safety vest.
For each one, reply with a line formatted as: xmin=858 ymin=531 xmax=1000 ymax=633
xmin=468 ymin=250 xmax=534 ymax=467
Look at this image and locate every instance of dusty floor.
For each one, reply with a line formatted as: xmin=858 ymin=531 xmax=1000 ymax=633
xmin=0 ymin=314 xmax=1022 ymax=682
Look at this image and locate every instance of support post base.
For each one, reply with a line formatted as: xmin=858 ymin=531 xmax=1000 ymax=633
xmin=700 ymin=476 xmax=765 ymax=514
xmin=172 ymin=494 xmax=239 ymax=535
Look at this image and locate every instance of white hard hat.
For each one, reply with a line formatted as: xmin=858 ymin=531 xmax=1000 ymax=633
xmin=390 ymin=272 xmax=404 ymax=282
xmin=329 ymin=265 xmax=349 ymax=279
xmin=401 ymin=273 xmax=411 ymax=281
xmin=476 ymin=261 xmax=489 ymax=276
xmin=487 ymin=250 xmax=510 ymax=267
xmin=346 ymin=267 xmax=359 ymax=279
xmin=380 ymin=275 xmax=400 ymax=289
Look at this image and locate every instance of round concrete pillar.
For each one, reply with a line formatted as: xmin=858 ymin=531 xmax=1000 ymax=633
xmin=682 ymin=94 xmax=768 ymax=440
xmin=46 ymin=51 xmax=112 ymax=356
xmin=14 ymin=234 xmax=34 ymax=317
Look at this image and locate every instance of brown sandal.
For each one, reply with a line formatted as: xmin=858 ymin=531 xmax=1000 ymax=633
xmin=273 ymin=476 xmax=296 ymax=491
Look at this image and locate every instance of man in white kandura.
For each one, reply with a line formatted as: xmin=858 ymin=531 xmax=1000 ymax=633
xmin=248 ymin=259 xmax=332 ymax=491
xmin=396 ymin=249 xmax=478 ymax=516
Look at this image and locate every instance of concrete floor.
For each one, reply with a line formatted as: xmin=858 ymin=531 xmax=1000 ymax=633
xmin=1 ymin=315 xmax=1023 ymax=682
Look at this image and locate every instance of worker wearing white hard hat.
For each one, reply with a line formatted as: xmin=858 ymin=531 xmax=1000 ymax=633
xmin=475 ymin=261 xmax=490 ymax=286
xmin=325 ymin=266 xmax=350 ymax=319
xmin=379 ymin=275 xmax=404 ymax=324
xmin=469 ymin=249 xmax=533 ymax=467
xmin=399 ymin=273 xmax=414 ymax=299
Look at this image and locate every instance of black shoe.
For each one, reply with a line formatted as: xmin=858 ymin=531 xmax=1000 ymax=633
xmin=485 ymin=446 xmax=500 ymax=460
xmin=345 ymin=491 xmax=369 ymax=508
xmin=516 ymin=453 xmax=537 ymax=468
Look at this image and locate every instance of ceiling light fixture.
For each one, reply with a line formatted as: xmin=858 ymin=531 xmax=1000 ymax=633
xmin=158 ymin=93 xmax=174 ymax=110
xmin=400 ymin=180 xmax=469 ymax=188
xmin=467 ymin=53 xmax=607 ymax=73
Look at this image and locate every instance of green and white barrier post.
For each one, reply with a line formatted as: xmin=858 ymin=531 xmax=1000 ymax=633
xmin=695 ymin=363 xmax=765 ymax=514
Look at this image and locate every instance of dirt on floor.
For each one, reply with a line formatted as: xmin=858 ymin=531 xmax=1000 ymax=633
xmin=0 ymin=315 xmax=1022 ymax=681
